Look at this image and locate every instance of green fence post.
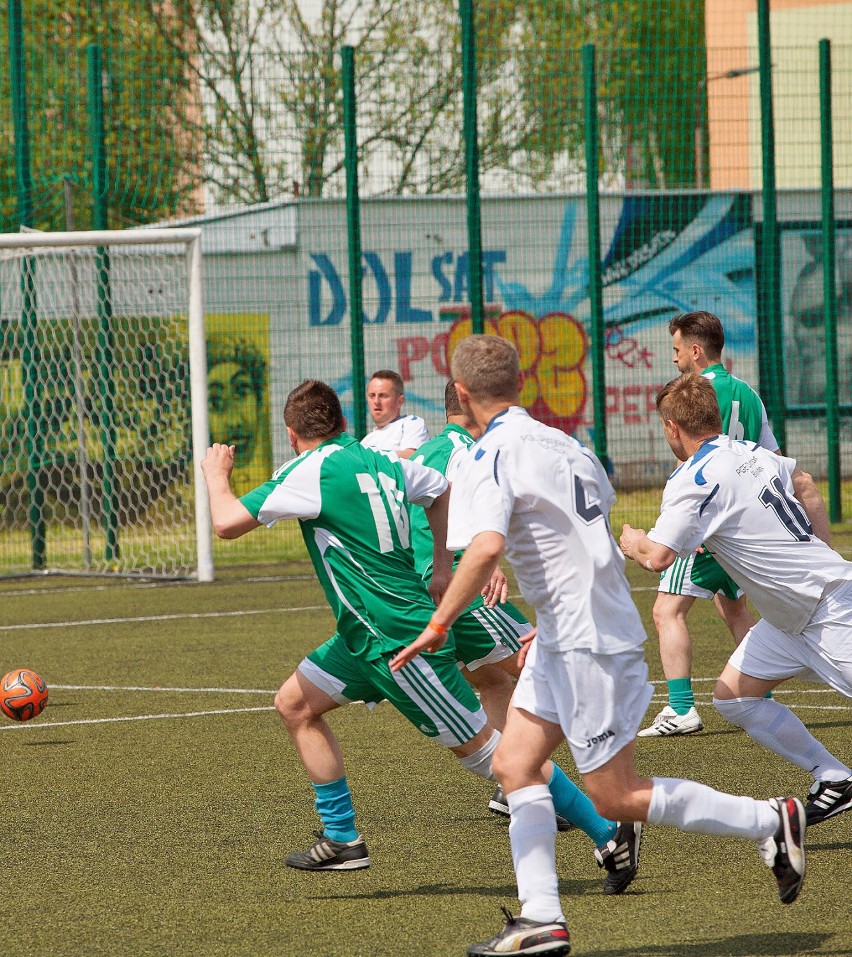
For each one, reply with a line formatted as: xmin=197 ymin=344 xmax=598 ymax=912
xmin=341 ymin=46 xmax=367 ymax=439
xmin=582 ymin=43 xmax=608 ymax=471
xmin=757 ymin=0 xmax=786 ymax=451
xmin=88 ymin=42 xmax=119 ymax=563
xmin=9 ymin=0 xmax=46 ymax=569
xmin=819 ymin=38 xmax=841 ymax=523
xmin=459 ymin=0 xmax=484 ymax=333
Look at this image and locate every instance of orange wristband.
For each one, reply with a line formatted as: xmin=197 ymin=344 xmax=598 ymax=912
xmin=428 ymin=619 xmax=449 ymax=635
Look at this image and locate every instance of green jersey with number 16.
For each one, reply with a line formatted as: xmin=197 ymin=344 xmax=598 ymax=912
xmin=702 ymin=363 xmax=778 ymax=449
xmin=240 ymin=434 xmax=448 ymax=660
xmin=409 ymin=423 xmax=475 ymax=580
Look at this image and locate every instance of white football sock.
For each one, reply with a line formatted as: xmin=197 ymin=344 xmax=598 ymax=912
xmin=648 ymin=777 xmax=777 ymax=841
xmin=507 ymin=784 xmax=565 ymax=924
xmin=459 ymin=729 xmax=500 ymax=782
xmin=714 ymin=695 xmax=852 ymax=782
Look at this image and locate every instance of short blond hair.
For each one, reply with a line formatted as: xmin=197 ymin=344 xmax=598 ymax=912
xmin=451 ymin=335 xmax=519 ymax=402
xmin=656 ymin=374 xmax=722 ymax=437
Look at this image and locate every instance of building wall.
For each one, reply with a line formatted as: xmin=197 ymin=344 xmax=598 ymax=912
xmin=705 ymin=0 xmax=852 ymax=190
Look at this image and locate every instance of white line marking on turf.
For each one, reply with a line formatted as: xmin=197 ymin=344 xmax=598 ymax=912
xmin=0 ymin=574 xmax=316 ymax=598
xmin=52 ymin=684 xmax=275 ymax=694
xmin=0 ymin=605 xmax=326 ymax=631
xmin=0 ymin=706 xmax=275 ymax=730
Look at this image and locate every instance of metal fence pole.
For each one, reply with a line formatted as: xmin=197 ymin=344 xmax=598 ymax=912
xmin=9 ymin=0 xmax=46 ymax=569
xmin=583 ymin=43 xmax=608 ymax=471
xmin=757 ymin=0 xmax=786 ymax=451
xmin=341 ymin=46 xmax=367 ymax=438
xmin=819 ymin=38 xmax=841 ymax=523
xmin=88 ymin=42 xmax=119 ymax=562
xmin=459 ymin=0 xmax=484 ymax=333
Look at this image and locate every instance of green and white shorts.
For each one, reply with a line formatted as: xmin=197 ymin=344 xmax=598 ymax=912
xmin=300 ymin=633 xmax=486 ymax=748
xmin=658 ymin=549 xmax=743 ymax=601
xmin=453 ymin=600 xmax=530 ymax=671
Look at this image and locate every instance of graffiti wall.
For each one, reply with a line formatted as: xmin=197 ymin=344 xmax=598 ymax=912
xmin=259 ymin=191 xmax=756 ymax=487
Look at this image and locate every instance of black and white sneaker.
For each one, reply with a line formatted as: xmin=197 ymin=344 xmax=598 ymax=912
xmin=285 ymin=830 xmax=370 ymax=871
xmin=468 ymin=907 xmax=571 ymax=956
xmin=758 ymin=798 xmax=806 ymax=904
xmin=488 ymin=785 xmax=575 ymax=833
xmin=805 ymin=776 xmax=852 ymax=826
xmin=637 ymin=706 xmax=703 ymax=737
xmin=594 ymin=821 xmax=642 ymax=895
xmin=488 ymin=784 xmax=512 ymax=818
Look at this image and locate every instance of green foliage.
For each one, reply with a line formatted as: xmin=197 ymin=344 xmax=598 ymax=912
xmin=0 ymin=0 xmax=201 ymax=232
xmin=1 ymin=0 xmax=709 ymax=212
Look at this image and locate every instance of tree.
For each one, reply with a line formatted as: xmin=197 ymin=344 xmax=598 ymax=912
xmin=0 ymin=0 xmax=202 ymax=232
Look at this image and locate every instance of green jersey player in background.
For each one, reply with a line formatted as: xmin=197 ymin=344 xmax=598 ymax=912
xmin=641 ymin=311 xmax=830 ymax=737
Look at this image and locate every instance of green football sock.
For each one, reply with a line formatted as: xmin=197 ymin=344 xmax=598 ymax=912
xmin=667 ymin=677 xmax=695 ymax=715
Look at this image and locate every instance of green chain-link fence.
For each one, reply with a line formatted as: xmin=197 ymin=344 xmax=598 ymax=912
xmin=2 ymin=0 xmax=851 ymax=575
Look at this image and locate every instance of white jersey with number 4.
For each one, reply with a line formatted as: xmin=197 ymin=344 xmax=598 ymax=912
xmin=448 ymin=406 xmax=646 ymax=655
xmin=648 ymin=436 xmax=852 ymax=633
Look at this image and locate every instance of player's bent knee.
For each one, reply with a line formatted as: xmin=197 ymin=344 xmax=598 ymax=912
xmin=458 ymin=728 xmax=500 ymax=782
xmin=713 ymin=695 xmax=763 ymax=728
xmin=274 ymin=677 xmax=308 ymax=726
xmin=466 ymin=664 xmax=515 ymax=693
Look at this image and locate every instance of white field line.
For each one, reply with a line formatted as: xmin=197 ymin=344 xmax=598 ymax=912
xmin=2 ymin=680 xmax=847 ymax=733
xmin=0 ymin=706 xmax=274 ymax=731
xmin=52 ymin=684 xmax=275 ymax=693
xmin=0 ymin=605 xmax=326 ymax=631
xmin=0 ymin=574 xmax=315 ymax=598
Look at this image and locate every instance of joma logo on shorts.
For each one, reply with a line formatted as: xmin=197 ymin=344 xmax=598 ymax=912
xmin=585 ymin=730 xmax=615 ymax=747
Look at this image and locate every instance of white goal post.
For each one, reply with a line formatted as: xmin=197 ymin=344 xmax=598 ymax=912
xmin=0 ymin=228 xmax=213 ymax=581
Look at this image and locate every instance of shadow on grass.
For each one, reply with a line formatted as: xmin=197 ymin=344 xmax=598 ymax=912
xmin=590 ymin=932 xmax=843 ymax=956
xmin=810 ymin=837 xmax=852 ymax=853
xmin=311 ymin=877 xmax=603 ymax=902
xmin=23 ymin=738 xmax=76 ymax=746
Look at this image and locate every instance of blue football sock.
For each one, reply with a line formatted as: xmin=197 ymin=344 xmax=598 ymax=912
xmin=548 ymin=763 xmax=617 ymax=846
xmin=312 ymin=776 xmax=359 ymax=843
xmin=667 ymin=677 xmax=695 ymax=715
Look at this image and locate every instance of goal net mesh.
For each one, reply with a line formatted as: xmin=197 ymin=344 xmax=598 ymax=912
xmin=0 ymin=234 xmax=202 ymax=578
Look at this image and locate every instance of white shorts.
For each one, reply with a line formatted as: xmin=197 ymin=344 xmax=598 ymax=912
xmin=727 ymin=581 xmax=852 ymax=697
xmin=512 ymin=640 xmax=654 ymax=774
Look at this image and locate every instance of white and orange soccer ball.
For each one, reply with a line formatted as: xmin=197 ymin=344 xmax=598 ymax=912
xmin=0 ymin=668 xmax=49 ymax=721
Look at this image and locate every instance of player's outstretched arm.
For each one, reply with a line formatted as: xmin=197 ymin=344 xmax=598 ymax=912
xmin=201 ymin=443 xmax=262 ymax=540
xmin=390 ymin=530 xmax=505 ymax=671
xmin=619 ymin=524 xmax=677 ymax=572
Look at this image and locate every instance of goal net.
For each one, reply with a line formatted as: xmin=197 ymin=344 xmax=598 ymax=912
xmin=0 ymin=228 xmax=213 ymax=581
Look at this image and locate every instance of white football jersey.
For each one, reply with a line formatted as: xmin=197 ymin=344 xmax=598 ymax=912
xmin=648 ymin=436 xmax=852 ymax=633
xmin=361 ymin=415 xmax=430 ymax=453
xmin=448 ymin=406 xmax=647 ymax=654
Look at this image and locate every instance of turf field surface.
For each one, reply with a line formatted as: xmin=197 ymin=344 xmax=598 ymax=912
xmin=1 ymin=549 xmax=851 ymax=957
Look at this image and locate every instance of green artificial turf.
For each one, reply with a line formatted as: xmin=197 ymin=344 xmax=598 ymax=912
xmin=1 ymin=550 xmax=851 ymax=956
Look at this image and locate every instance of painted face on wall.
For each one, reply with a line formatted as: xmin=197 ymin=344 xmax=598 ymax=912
xmin=208 ymin=361 xmax=261 ymax=468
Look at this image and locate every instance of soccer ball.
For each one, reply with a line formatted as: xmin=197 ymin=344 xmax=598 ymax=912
xmin=0 ymin=669 xmax=49 ymax=721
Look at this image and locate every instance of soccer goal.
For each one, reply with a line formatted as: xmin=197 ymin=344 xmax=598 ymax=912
xmin=0 ymin=228 xmax=213 ymax=581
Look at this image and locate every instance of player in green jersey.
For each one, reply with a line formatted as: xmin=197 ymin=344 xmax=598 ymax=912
xmin=640 ymin=311 xmax=830 ymax=737
xmin=201 ymin=379 xmax=638 ymax=890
